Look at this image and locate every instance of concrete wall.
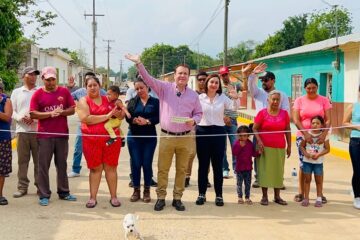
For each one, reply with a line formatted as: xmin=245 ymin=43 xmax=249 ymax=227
xmin=342 ymin=44 xmax=360 ymax=103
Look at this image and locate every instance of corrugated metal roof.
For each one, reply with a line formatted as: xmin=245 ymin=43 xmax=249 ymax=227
xmin=234 ymin=33 xmax=360 ymax=65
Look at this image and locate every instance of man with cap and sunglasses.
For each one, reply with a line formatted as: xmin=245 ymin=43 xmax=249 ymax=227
xmin=219 ymin=66 xmax=243 ymax=179
xmin=11 ymin=66 xmax=40 ymax=198
xmin=30 ymin=66 xmax=76 ymax=206
xmin=242 ymin=63 xmax=290 ymax=188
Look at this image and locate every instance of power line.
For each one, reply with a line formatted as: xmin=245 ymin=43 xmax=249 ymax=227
xmin=189 ymin=0 xmax=224 ymax=46
xmin=45 ymin=0 xmax=91 ymax=46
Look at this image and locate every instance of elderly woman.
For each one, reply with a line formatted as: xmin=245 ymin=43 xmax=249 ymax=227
xmin=195 ymin=74 xmax=239 ymax=207
xmin=253 ymin=90 xmax=291 ymax=206
xmin=343 ymin=84 xmax=360 ymax=209
xmin=0 ymin=83 xmax=12 ymax=206
xmin=77 ymin=76 xmax=125 ymax=208
xmin=126 ymin=79 xmax=159 ymax=203
xmin=293 ymin=78 xmax=331 ymax=203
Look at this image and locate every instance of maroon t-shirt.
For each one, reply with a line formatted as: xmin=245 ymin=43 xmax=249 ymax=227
xmin=30 ymin=86 xmax=75 ymax=138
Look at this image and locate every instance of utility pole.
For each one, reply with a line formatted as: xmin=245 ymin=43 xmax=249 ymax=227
xmin=104 ymin=39 xmax=115 ymax=89
xmin=196 ymin=43 xmax=200 ymax=71
xmin=84 ymin=0 xmax=104 ymax=73
xmin=321 ymin=0 xmax=339 ymax=45
xmin=223 ymin=0 xmax=230 ymax=66
xmin=119 ymin=60 xmax=123 ymax=83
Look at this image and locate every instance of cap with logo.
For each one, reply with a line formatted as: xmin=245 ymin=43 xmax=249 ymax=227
xmin=259 ymin=71 xmax=275 ymax=80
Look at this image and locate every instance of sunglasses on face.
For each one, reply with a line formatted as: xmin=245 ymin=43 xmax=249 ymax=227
xmin=197 ymin=78 xmax=206 ymax=82
xmin=261 ymin=78 xmax=270 ymax=83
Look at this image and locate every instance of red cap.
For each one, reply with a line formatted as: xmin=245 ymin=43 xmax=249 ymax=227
xmin=219 ymin=66 xmax=229 ymax=75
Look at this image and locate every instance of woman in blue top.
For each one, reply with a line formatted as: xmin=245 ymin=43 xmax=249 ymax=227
xmin=343 ymin=84 xmax=360 ymax=210
xmin=126 ymin=79 xmax=159 ymax=203
xmin=0 ymin=84 xmax=13 ymax=206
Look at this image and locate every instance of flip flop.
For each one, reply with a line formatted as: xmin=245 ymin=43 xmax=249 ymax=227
xmin=85 ymin=199 xmax=97 ymax=208
xmin=274 ymin=198 xmax=288 ymax=205
xmin=110 ymin=198 xmax=121 ymax=207
xmin=245 ymin=199 xmax=253 ymax=205
xmin=315 ymin=200 xmax=323 ymax=208
xmin=260 ymin=197 xmax=269 ymax=206
xmin=238 ymin=198 xmax=244 ymax=204
xmin=301 ymin=199 xmax=309 ymax=207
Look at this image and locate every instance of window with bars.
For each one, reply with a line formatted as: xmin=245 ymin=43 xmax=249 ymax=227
xmin=291 ymin=74 xmax=303 ymax=100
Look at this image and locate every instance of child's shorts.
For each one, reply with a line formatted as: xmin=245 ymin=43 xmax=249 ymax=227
xmin=302 ymin=162 xmax=323 ymax=176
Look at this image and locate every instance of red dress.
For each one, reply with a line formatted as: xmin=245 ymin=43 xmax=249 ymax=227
xmin=81 ymin=96 xmax=121 ymax=169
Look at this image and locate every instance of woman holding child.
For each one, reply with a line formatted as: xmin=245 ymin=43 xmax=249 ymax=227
xmin=77 ymin=76 xmax=125 ymax=208
xmin=253 ymin=90 xmax=291 ymax=206
xmin=126 ymin=78 xmax=159 ymax=203
xmin=195 ymin=74 xmax=239 ymax=207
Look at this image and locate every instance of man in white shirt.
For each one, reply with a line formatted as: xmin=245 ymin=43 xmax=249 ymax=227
xmin=11 ymin=66 xmax=40 ymax=198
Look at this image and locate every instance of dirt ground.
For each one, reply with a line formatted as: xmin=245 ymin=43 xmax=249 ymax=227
xmin=1 ymin=117 xmax=360 ymax=240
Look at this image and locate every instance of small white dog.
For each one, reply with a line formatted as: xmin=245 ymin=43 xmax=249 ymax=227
xmin=123 ymin=213 xmax=144 ymax=240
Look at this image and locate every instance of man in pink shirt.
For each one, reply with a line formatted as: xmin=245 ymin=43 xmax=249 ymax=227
xmin=30 ymin=66 xmax=76 ymax=206
xmin=126 ymin=54 xmax=203 ymax=211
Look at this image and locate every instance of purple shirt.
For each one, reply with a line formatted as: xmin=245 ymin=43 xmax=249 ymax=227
xmin=138 ymin=64 xmax=202 ymax=133
xmin=232 ymin=139 xmax=259 ymax=172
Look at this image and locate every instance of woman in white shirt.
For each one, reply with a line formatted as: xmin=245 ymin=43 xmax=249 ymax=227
xmin=195 ymin=74 xmax=239 ymax=207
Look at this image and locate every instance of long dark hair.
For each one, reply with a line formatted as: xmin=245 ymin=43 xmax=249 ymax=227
xmin=204 ymin=74 xmax=222 ymax=95
xmin=304 ymin=78 xmax=318 ymax=88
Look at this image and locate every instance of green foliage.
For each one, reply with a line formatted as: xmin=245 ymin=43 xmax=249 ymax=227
xmin=0 ymin=0 xmax=22 ymax=49
xmin=141 ymin=43 xmax=216 ymax=76
xmin=218 ymin=40 xmax=257 ymax=65
xmin=0 ymin=69 xmax=19 ymax=92
xmin=304 ymin=7 xmax=352 ymax=44
xmin=127 ymin=65 xmax=137 ymax=81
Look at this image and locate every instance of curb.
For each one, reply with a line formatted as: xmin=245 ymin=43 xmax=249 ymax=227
xmin=237 ymin=117 xmax=350 ymax=161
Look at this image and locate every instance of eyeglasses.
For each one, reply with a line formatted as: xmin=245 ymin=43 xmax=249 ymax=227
xmin=197 ymin=78 xmax=206 ymax=82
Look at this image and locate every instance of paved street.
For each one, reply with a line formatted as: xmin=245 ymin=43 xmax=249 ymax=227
xmin=1 ymin=115 xmax=360 ymax=240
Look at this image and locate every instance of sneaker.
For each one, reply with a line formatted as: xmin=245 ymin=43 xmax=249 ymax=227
xmin=151 ymin=179 xmax=158 ymax=187
xmin=67 ymin=172 xmax=80 ymax=178
xmin=106 ymin=138 xmax=117 ymax=146
xmin=60 ymin=194 xmax=77 ymax=201
xmin=354 ymin=197 xmax=360 ymax=209
xmin=0 ymin=196 xmax=8 ymax=205
xmin=252 ymin=180 xmax=260 ymax=188
xmin=13 ymin=190 xmax=28 ymax=198
xmin=195 ymin=194 xmax=206 ymax=205
xmin=215 ymin=196 xmax=224 ymax=206
xmin=39 ymin=198 xmax=49 ymax=206
xmin=223 ymin=170 xmax=229 ymax=179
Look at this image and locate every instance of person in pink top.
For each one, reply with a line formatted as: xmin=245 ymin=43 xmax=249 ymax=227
xmin=30 ymin=66 xmax=76 ymax=206
xmin=293 ymin=78 xmax=332 ymax=204
xmin=125 ymin=53 xmax=203 ymax=212
xmin=253 ymin=90 xmax=291 ymax=206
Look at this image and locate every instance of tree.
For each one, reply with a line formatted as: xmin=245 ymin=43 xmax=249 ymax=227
xmin=127 ymin=65 xmax=137 ymax=81
xmin=218 ymin=40 xmax=257 ymax=65
xmin=0 ymin=0 xmax=57 ymax=91
xmin=304 ymin=7 xmax=352 ymax=44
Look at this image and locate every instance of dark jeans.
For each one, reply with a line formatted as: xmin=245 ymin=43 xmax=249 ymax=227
xmin=37 ymin=138 xmax=70 ymax=199
xmin=349 ymin=137 xmax=360 ymax=198
xmin=127 ymin=133 xmax=157 ymax=187
xmin=223 ymin=119 xmax=237 ymax=171
xmin=236 ymin=170 xmax=252 ymax=198
xmin=196 ymin=125 xmax=226 ymax=197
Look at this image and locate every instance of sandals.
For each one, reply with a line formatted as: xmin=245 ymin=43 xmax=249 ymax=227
xmin=110 ymin=197 xmax=121 ymax=207
xmin=260 ymin=197 xmax=269 ymax=206
xmin=274 ymin=198 xmax=288 ymax=205
xmin=315 ymin=200 xmax=323 ymax=208
xmin=86 ymin=199 xmax=97 ymax=208
xmin=238 ymin=198 xmax=244 ymax=204
xmin=301 ymin=199 xmax=310 ymax=207
xmin=294 ymin=194 xmax=304 ymax=202
xmin=245 ymin=198 xmax=253 ymax=205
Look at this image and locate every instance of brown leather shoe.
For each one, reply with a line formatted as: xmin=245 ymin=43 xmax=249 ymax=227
xmin=143 ymin=186 xmax=151 ymax=203
xmin=130 ymin=187 xmax=140 ymax=202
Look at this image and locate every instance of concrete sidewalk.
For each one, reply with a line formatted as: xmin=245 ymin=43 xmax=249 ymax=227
xmin=1 ymin=116 xmax=359 ymax=240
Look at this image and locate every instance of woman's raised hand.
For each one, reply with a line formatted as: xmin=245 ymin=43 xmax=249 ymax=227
xmin=125 ymin=54 xmax=141 ymax=64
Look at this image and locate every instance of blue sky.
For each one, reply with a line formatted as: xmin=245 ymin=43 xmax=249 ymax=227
xmin=22 ymin=0 xmax=360 ymax=71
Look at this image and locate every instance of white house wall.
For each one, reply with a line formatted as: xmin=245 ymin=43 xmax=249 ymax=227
xmin=343 ymin=46 xmax=360 ymax=103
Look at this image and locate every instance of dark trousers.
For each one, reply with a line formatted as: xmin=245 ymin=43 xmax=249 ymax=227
xmin=236 ymin=170 xmax=252 ymax=198
xmin=350 ymin=138 xmax=360 ymax=198
xmin=127 ymin=135 xmax=157 ymax=187
xmin=196 ymin=126 xmax=226 ymax=197
xmin=16 ymin=132 xmax=39 ymax=191
xmin=37 ymin=138 xmax=70 ymax=199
